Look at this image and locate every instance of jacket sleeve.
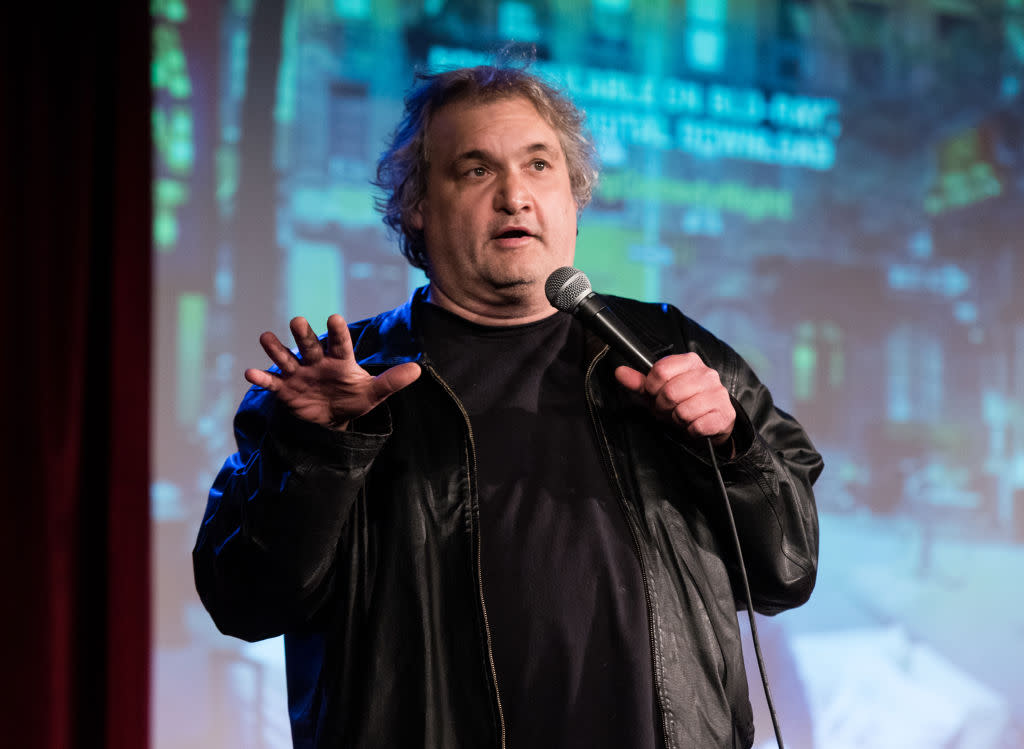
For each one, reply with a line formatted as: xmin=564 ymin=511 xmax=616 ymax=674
xmin=192 ymin=385 xmax=392 ymax=641
xmin=672 ymin=309 xmax=823 ymax=616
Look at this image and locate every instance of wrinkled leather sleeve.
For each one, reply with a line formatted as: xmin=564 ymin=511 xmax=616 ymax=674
xmin=192 ymin=385 xmax=391 ymax=642
xmin=673 ymin=308 xmax=822 ymax=615
xmin=611 ymin=298 xmax=823 ymax=616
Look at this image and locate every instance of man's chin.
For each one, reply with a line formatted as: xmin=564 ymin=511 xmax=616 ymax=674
xmin=489 ymin=277 xmax=532 ymax=290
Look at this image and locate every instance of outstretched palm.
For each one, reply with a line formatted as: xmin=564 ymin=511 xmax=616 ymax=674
xmin=245 ymin=314 xmax=421 ymax=430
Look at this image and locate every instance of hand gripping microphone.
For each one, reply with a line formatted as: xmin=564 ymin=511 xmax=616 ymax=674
xmin=544 ymin=266 xmax=657 ymax=373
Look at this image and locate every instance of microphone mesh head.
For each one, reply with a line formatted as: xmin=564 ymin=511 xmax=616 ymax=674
xmin=545 ymin=266 xmax=592 ymax=312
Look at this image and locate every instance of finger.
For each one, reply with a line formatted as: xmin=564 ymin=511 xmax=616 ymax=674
xmin=367 ymin=362 xmax=422 ymax=405
xmin=680 ymin=407 xmax=735 ymax=442
xmin=645 ymin=353 xmax=703 ymax=394
xmin=258 ymin=330 xmax=300 ymax=374
xmin=614 ymin=365 xmax=646 ymax=393
xmin=244 ymin=367 xmax=280 ymax=391
xmin=667 ymin=382 xmax=735 ymax=427
xmin=290 ymin=317 xmax=324 ymax=363
xmin=653 ymin=367 xmax=722 ymax=414
xmin=325 ymin=314 xmax=354 ymax=360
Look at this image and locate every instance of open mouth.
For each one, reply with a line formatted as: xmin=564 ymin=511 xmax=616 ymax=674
xmin=495 ymin=229 xmax=532 ymax=240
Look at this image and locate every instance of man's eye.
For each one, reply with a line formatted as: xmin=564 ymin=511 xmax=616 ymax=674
xmin=469 ymin=166 xmax=487 ymax=177
xmin=532 ymin=160 xmax=548 ymax=171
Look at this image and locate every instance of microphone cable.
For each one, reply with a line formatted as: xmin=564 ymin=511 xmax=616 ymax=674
xmin=707 ymin=437 xmax=786 ymax=749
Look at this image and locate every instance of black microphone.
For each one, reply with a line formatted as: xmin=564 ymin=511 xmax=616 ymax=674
xmin=545 ymin=266 xmax=659 ymax=373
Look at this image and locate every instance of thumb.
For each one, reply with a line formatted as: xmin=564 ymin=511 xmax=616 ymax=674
xmin=614 ymin=365 xmax=646 ymax=393
xmin=369 ymin=362 xmax=422 ymax=404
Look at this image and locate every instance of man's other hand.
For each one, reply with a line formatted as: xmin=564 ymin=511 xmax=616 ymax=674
xmin=244 ymin=314 xmax=422 ymax=431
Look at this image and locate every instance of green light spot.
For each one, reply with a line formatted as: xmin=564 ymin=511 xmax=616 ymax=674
xmin=176 ymin=294 xmax=208 ymax=426
xmin=151 ymin=0 xmax=188 ymax=23
xmin=574 ymin=223 xmax=648 ymax=300
xmin=598 ymin=173 xmax=792 ymax=222
xmin=153 ymin=179 xmax=188 ymax=250
xmin=793 ymin=336 xmax=817 ymax=402
xmin=152 ymin=25 xmax=192 ymax=99
xmin=156 ymin=178 xmax=187 ymax=203
xmin=154 ymin=211 xmax=178 ymax=249
xmin=166 ymin=108 xmax=195 ymax=174
xmin=287 ymin=242 xmax=345 ymax=323
xmin=216 ymin=145 xmax=240 ymax=209
xmin=334 ymin=0 xmax=371 ymax=20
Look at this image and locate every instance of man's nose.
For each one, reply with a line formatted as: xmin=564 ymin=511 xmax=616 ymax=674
xmin=494 ymin=171 xmax=532 ymax=214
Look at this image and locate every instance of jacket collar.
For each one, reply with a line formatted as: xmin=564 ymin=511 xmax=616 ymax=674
xmin=354 ymin=286 xmax=429 ymax=369
xmin=356 ymin=285 xmax=667 ymax=374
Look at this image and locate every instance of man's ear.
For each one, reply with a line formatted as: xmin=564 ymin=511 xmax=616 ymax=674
xmin=409 ymin=201 xmax=424 ymax=231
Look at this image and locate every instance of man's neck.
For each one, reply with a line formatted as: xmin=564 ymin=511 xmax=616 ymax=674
xmin=425 ymin=283 xmax=559 ymax=327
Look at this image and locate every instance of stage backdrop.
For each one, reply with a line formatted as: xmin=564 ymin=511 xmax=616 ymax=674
xmin=152 ymin=1 xmax=1024 ymax=747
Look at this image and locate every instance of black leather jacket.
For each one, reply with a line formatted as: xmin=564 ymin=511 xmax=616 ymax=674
xmin=193 ymin=288 xmax=822 ymax=749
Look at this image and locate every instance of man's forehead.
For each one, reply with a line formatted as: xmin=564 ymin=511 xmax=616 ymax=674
xmin=425 ymin=95 xmax=562 ymax=156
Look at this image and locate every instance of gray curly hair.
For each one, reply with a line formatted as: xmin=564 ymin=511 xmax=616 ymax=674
xmin=374 ymin=64 xmax=599 ymax=271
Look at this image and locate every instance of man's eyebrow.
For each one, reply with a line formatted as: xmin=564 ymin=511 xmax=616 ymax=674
xmin=524 ymin=142 xmax=558 ymax=155
xmin=452 ymin=148 xmax=491 ymax=164
xmin=451 ymin=143 xmax=561 ymax=164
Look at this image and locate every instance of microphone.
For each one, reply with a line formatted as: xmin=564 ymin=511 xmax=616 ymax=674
xmin=545 ymin=266 xmax=659 ymax=373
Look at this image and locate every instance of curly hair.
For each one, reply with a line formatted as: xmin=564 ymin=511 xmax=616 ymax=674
xmin=373 ymin=64 xmax=599 ymax=271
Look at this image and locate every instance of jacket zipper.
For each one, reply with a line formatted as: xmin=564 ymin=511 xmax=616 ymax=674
xmin=584 ymin=347 xmax=673 ymax=749
xmin=423 ymin=362 xmax=507 ymax=749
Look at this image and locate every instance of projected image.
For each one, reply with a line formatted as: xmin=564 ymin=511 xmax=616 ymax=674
xmin=152 ymin=1 xmax=1024 ymax=747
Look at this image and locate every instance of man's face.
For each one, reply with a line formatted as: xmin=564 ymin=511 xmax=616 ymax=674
xmin=411 ymin=96 xmax=578 ymax=321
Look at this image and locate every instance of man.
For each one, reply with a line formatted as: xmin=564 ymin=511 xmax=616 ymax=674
xmin=194 ymin=65 xmax=822 ymax=749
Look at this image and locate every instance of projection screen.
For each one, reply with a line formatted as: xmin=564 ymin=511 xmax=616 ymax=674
xmin=151 ymin=1 xmax=1024 ymax=746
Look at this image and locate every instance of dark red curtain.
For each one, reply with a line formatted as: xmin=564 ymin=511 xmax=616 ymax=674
xmin=3 ymin=4 xmax=152 ymax=748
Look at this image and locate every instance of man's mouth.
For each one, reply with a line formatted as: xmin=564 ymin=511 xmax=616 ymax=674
xmin=494 ymin=227 xmax=534 ymax=240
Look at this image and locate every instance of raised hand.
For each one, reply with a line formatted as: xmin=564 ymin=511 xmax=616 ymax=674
xmin=614 ymin=353 xmax=735 ymax=450
xmin=244 ymin=314 xmax=421 ymax=431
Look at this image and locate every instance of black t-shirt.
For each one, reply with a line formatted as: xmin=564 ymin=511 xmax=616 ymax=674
xmin=420 ymin=303 xmax=658 ymax=749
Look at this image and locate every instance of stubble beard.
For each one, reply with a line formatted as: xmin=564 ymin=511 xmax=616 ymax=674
xmin=481 ymin=264 xmax=538 ymax=298
xmin=482 ymin=243 xmax=553 ymax=290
